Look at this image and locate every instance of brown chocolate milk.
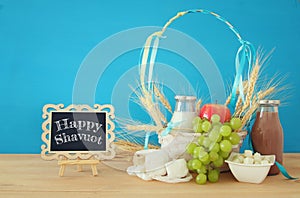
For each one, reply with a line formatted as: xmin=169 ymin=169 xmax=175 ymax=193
xmin=251 ymin=100 xmax=283 ymax=175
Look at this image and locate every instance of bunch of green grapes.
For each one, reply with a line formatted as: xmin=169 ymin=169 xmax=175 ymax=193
xmin=186 ymin=114 xmax=242 ymax=184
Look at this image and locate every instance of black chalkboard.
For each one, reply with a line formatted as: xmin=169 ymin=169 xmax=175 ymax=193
xmin=50 ymin=112 xmax=107 ymax=152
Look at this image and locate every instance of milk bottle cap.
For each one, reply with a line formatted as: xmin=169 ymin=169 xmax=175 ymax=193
xmin=259 ymin=100 xmax=280 ymax=106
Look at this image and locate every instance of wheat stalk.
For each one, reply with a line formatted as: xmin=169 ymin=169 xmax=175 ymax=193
xmin=114 ymin=139 xmax=159 ymax=152
xmin=133 ymin=87 xmax=164 ymax=129
xmin=234 ymin=97 xmax=243 ymax=116
xmin=240 ymin=103 xmax=259 ymax=129
xmin=126 ymin=124 xmax=161 ymax=132
xmin=225 ymin=80 xmax=248 ymax=107
xmin=240 ymin=64 xmax=260 ymax=114
xmin=239 ymin=86 xmax=276 ymax=129
xmin=142 ymin=97 xmax=163 ymax=128
xmin=225 ymin=94 xmax=231 ymax=106
xmin=153 ymin=84 xmax=172 ymax=113
xmin=196 ymin=99 xmax=202 ymax=113
xmin=253 ymin=87 xmax=275 ymax=103
xmin=234 ymin=81 xmax=250 ymax=116
xmin=153 ymin=103 xmax=168 ymax=124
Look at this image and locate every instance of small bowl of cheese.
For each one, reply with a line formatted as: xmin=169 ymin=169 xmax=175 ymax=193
xmin=225 ymin=150 xmax=275 ymax=184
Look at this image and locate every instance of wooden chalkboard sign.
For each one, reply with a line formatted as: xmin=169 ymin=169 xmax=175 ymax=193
xmin=41 ymin=104 xmax=116 ymax=161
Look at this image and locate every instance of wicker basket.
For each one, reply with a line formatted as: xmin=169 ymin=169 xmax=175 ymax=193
xmin=116 ymin=9 xmax=257 ymax=165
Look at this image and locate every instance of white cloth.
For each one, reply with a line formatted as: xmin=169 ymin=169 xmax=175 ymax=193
xmin=126 ymin=131 xmax=194 ymax=183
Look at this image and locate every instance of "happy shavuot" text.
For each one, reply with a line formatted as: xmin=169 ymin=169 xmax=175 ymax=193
xmin=53 ymin=118 xmax=104 ymax=145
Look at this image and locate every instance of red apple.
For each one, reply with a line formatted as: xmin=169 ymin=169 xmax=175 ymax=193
xmin=199 ymin=104 xmax=231 ymax=123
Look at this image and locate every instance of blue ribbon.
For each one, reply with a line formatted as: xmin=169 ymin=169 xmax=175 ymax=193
xmin=140 ymin=36 xmax=158 ymax=150
xmin=144 ymin=132 xmax=151 ymax=150
xmin=161 ymin=121 xmax=182 ymax=137
xmin=228 ymin=41 xmax=256 ymax=114
xmin=275 ymin=161 xmax=298 ymax=180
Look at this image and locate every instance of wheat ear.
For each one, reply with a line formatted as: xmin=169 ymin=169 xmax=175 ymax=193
xmin=126 ymin=124 xmax=161 ymax=132
xmin=142 ymin=94 xmax=163 ymax=127
xmin=196 ymin=99 xmax=202 ymax=113
xmin=240 ymin=103 xmax=259 ymax=129
xmin=133 ymin=87 xmax=164 ymax=128
xmin=154 ymin=103 xmax=168 ymax=124
xmin=225 ymin=80 xmax=248 ymax=108
xmin=240 ymin=64 xmax=260 ymax=114
xmin=234 ymin=97 xmax=243 ymax=116
xmin=153 ymin=85 xmax=172 ymax=113
xmin=114 ymin=139 xmax=159 ymax=152
xmin=239 ymin=87 xmax=275 ymax=129
xmin=234 ymin=81 xmax=249 ymax=116
xmin=255 ymin=87 xmax=276 ymax=102
xmin=225 ymin=94 xmax=231 ymax=106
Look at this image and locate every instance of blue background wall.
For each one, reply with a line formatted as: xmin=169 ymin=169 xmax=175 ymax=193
xmin=0 ymin=0 xmax=299 ymax=153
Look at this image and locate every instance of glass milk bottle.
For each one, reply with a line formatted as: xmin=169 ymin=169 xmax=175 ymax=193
xmin=251 ymin=100 xmax=283 ymax=175
xmin=170 ymin=95 xmax=196 ymax=132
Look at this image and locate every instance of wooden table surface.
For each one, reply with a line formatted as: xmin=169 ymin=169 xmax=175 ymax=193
xmin=0 ymin=154 xmax=299 ymax=198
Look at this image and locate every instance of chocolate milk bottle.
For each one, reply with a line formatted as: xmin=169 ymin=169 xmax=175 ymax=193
xmin=251 ymin=100 xmax=283 ymax=175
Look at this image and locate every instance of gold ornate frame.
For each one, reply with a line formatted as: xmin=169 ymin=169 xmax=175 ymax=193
xmin=41 ymin=104 xmax=116 ymax=160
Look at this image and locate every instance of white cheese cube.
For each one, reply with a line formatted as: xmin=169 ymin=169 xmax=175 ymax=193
xmin=254 ymin=161 xmax=261 ymax=165
xmin=263 ymin=156 xmax=272 ymax=163
xmin=253 ymin=152 xmax=261 ymax=160
xmin=243 ymin=157 xmax=254 ymax=164
xmin=244 ymin=150 xmax=253 ymax=157
xmin=254 ymin=158 xmax=262 ymax=164
xmin=232 ymin=155 xmax=239 ymax=161
xmin=261 ymin=160 xmax=269 ymax=165
xmin=238 ymin=155 xmax=245 ymax=163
